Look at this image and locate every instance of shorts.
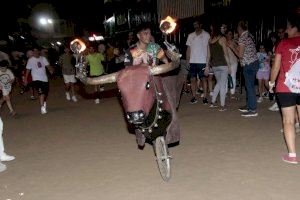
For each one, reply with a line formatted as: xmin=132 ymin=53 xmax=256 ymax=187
xmin=208 ymin=67 xmax=214 ymax=75
xmin=63 ymin=74 xmax=77 ymax=83
xmin=1 ymin=87 xmax=11 ymax=96
xmin=32 ymin=81 xmax=49 ymax=96
xmin=276 ymin=92 xmax=300 ymax=108
xmin=189 ymin=63 xmax=206 ymax=79
xmin=256 ymin=70 xmax=270 ymax=80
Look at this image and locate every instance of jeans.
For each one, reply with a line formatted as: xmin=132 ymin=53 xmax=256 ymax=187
xmin=212 ymin=66 xmax=228 ymax=106
xmin=243 ymin=60 xmax=259 ymax=111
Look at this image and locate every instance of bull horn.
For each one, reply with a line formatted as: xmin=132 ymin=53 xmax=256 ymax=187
xmin=150 ymin=50 xmax=180 ymax=75
xmin=150 ymin=61 xmax=179 ymax=75
xmin=86 ymin=72 xmax=118 ymax=85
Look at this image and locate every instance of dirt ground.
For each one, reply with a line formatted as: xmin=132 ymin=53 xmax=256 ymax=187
xmin=1 ymin=77 xmax=300 ymax=200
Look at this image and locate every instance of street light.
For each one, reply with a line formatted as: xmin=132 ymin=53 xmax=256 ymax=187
xmin=39 ymin=17 xmax=53 ymax=26
xmin=38 ymin=17 xmax=54 ymax=33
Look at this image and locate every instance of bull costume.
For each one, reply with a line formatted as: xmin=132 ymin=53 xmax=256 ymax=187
xmin=76 ymin=22 xmax=183 ymax=148
xmin=123 ymin=40 xmax=184 ymax=147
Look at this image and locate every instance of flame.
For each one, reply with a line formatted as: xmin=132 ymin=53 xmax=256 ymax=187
xmin=160 ymin=16 xmax=177 ymax=34
xmin=70 ymin=39 xmax=86 ymax=53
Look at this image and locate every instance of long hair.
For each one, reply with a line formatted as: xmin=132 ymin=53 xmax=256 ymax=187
xmin=210 ymin=22 xmax=222 ymax=39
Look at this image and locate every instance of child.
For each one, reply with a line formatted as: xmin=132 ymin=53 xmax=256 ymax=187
xmin=0 ymin=60 xmax=16 ymax=116
xmin=256 ymin=44 xmax=271 ymax=103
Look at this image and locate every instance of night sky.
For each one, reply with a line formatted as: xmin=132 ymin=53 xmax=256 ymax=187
xmin=3 ymin=0 xmax=105 ymax=33
xmin=1 ymin=0 xmax=299 ymax=37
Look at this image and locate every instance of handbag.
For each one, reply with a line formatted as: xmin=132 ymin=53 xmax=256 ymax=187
xmin=283 ymin=62 xmax=300 ymax=93
xmin=228 ymin=74 xmax=234 ymax=89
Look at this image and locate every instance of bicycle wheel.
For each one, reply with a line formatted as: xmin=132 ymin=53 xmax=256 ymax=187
xmin=155 ymin=136 xmax=171 ymax=181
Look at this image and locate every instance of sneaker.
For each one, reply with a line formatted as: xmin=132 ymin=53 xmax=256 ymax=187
xmin=219 ymin=106 xmax=227 ymax=112
xmin=95 ymin=98 xmax=100 ymax=104
xmin=99 ymin=86 xmax=105 ymax=92
xmin=66 ymin=92 xmax=71 ymax=101
xmin=269 ymin=102 xmax=279 ymax=112
xmin=0 ymin=153 xmax=15 ymax=162
xmin=31 ymin=95 xmax=36 ymax=100
xmin=196 ymin=88 xmax=203 ymax=95
xmin=202 ymin=98 xmax=208 ymax=105
xmin=230 ymin=95 xmax=236 ymax=99
xmin=257 ymin=96 xmax=263 ymax=103
xmin=41 ymin=105 xmax=47 ymax=114
xmin=241 ymin=110 xmax=258 ymax=117
xmin=71 ymin=96 xmax=78 ymax=102
xmin=190 ymin=97 xmax=198 ymax=104
xmin=262 ymin=92 xmax=269 ymax=99
xmin=282 ymin=154 xmax=298 ymax=164
xmin=0 ymin=162 xmax=6 ymax=172
xmin=209 ymin=103 xmax=218 ymax=108
xmin=238 ymin=106 xmax=248 ymax=112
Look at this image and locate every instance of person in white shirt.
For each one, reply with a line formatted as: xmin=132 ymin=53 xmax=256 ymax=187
xmin=25 ymin=47 xmax=54 ymax=114
xmin=186 ymin=19 xmax=211 ymax=104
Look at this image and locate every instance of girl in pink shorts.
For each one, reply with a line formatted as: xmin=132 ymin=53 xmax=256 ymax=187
xmin=256 ymin=44 xmax=270 ymax=103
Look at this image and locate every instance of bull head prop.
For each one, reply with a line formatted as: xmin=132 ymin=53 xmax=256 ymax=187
xmin=70 ymin=19 xmax=181 ymax=128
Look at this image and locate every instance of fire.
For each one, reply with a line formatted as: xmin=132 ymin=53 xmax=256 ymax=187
xmin=160 ymin=16 xmax=177 ymax=34
xmin=70 ymin=39 xmax=86 ymax=53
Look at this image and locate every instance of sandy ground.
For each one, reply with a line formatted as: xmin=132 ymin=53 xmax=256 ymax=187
xmin=0 ymin=77 xmax=300 ymax=200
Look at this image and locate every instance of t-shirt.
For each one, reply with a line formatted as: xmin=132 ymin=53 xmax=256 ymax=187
xmin=186 ymin=31 xmax=210 ymax=64
xmin=86 ymin=53 xmax=105 ymax=76
xmin=26 ymin=56 xmax=50 ymax=82
xmin=59 ymin=53 xmax=75 ymax=75
xmin=0 ymin=68 xmax=14 ymax=91
xmin=124 ymin=43 xmax=165 ymax=67
xmin=275 ymin=36 xmax=300 ymax=93
xmin=238 ymin=31 xmax=258 ymax=66
xmin=257 ymin=52 xmax=270 ymax=71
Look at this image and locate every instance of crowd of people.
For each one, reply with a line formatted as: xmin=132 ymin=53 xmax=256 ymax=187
xmin=184 ymin=14 xmax=300 ymax=164
xmin=0 ymin=11 xmax=299 ymax=172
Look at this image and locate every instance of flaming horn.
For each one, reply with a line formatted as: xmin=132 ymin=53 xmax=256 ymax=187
xmin=70 ymin=39 xmax=87 ymax=81
xmin=159 ymin=16 xmax=181 ymax=58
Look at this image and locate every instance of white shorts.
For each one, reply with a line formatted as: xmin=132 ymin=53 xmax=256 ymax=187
xmin=63 ymin=75 xmax=77 ymax=83
xmin=1 ymin=84 xmax=11 ymax=96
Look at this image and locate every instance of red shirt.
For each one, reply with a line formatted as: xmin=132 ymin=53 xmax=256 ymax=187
xmin=275 ymin=36 xmax=300 ymax=92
